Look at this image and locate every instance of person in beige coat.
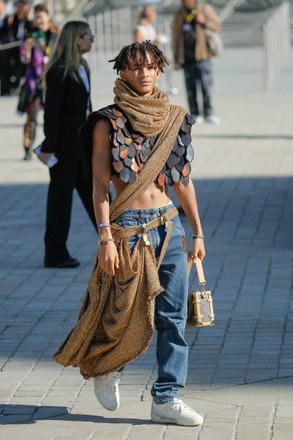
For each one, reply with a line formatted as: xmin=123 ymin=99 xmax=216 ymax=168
xmin=172 ymin=0 xmax=221 ymax=124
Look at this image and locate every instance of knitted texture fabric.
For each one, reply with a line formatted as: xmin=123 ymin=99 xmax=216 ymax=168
xmin=113 ymin=78 xmax=170 ymax=138
xmin=53 ymin=207 xmax=178 ymax=379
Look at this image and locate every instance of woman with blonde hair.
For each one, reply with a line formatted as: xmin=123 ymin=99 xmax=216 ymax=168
xmin=134 ymin=6 xmax=158 ymax=43
xmin=37 ymin=20 xmax=96 ymax=268
xmin=133 ymin=7 xmax=169 ymax=48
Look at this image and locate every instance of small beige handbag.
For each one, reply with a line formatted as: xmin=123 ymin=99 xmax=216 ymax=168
xmin=186 ymin=254 xmax=215 ymax=328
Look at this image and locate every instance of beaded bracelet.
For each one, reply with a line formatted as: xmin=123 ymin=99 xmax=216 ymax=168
xmin=99 ymin=238 xmax=115 ymax=246
xmin=97 ymin=222 xmax=111 ymax=229
xmin=192 ymin=234 xmax=205 ymax=240
xmin=99 ymin=238 xmax=115 ymax=245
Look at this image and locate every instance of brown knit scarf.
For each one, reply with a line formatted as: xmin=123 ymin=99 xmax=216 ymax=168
xmin=113 ymin=78 xmax=170 ymax=138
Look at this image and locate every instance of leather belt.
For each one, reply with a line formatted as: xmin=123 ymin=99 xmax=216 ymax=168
xmin=111 ymin=206 xmax=178 ymax=240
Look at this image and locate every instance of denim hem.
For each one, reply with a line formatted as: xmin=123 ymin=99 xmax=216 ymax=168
xmin=153 ymin=396 xmax=178 ymax=404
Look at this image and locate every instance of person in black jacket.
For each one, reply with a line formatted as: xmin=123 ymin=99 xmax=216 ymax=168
xmin=37 ymin=21 xmax=96 ymax=268
xmin=0 ymin=0 xmax=11 ymax=96
xmin=3 ymin=0 xmax=32 ymax=94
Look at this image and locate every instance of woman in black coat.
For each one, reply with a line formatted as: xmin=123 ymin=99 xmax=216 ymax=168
xmin=38 ymin=21 xmax=96 ymax=268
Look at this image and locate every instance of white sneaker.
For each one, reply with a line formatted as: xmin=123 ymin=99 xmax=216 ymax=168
xmin=191 ymin=114 xmax=203 ymax=125
xmin=151 ymin=398 xmax=204 ymax=426
xmin=93 ymin=371 xmax=121 ymax=411
xmin=205 ymin=114 xmax=221 ymax=125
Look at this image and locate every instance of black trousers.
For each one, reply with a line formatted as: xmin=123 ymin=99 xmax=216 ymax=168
xmin=0 ymin=50 xmax=11 ymax=95
xmin=44 ymin=148 xmax=96 ymax=262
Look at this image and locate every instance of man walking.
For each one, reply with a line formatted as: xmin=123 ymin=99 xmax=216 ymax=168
xmin=54 ymin=41 xmax=206 ymax=427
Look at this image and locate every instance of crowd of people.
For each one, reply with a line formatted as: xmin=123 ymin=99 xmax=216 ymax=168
xmin=0 ymin=1 xmax=58 ymax=160
xmin=0 ymin=0 xmax=222 ymax=427
xmin=0 ymin=1 xmax=222 ymax=160
xmin=0 ymin=0 xmax=31 ymax=96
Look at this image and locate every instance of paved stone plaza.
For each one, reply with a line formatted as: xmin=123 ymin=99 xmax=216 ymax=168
xmin=0 ymin=47 xmax=293 ymax=439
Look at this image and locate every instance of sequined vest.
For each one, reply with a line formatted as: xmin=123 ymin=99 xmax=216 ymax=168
xmin=98 ymin=105 xmax=195 ymax=187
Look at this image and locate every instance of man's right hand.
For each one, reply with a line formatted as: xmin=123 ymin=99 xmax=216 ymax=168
xmin=98 ymin=244 xmax=120 ymax=277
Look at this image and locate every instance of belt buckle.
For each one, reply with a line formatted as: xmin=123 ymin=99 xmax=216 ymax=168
xmin=142 ymin=223 xmax=151 ymax=246
xmin=160 ymin=214 xmax=168 ymax=228
xmin=160 ymin=206 xmax=167 ymax=226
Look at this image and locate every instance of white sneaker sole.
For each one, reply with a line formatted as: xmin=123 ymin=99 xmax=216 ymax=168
xmin=151 ymin=412 xmax=203 ymax=426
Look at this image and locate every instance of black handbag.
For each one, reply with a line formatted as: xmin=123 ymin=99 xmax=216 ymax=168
xmin=17 ymin=81 xmax=31 ymax=113
xmin=186 ymin=254 xmax=215 ymax=328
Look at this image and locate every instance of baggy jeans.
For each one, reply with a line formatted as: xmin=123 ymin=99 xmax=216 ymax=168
xmin=114 ymin=202 xmax=189 ymax=403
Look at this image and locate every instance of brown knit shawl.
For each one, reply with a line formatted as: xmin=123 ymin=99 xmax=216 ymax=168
xmin=114 ymin=78 xmax=170 ymax=138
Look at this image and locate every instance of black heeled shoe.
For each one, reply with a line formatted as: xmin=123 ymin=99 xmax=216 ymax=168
xmin=44 ymin=256 xmax=80 ymax=268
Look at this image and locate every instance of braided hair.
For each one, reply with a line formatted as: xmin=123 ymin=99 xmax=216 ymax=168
xmin=110 ymin=41 xmax=169 ymax=73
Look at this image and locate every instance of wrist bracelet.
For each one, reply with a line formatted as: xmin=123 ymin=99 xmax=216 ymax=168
xmin=97 ymin=222 xmax=110 ymax=229
xmin=192 ymin=234 xmax=204 ymax=240
xmin=99 ymin=238 xmax=115 ymax=245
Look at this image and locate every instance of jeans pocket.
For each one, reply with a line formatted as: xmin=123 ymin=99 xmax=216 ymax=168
xmin=171 ymin=216 xmax=185 ymax=235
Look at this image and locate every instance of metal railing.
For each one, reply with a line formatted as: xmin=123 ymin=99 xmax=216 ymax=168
xmin=219 ymin=0 xmax=246 ymax=22
xmin=87 ymin=7 xmax=134 ymax=66
xmin=263 ymin=1 xmax=291 ymax=90
xmin=86 ymin=7 xmax=179 ymax=94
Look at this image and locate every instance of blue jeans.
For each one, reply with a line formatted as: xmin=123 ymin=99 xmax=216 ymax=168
xmin=114 ymin=203 xmax=189 ymax=403
xmin=183 ymin=60 xmax=213 ymax=117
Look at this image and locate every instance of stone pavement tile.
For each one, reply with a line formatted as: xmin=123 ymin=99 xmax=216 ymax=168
xmin=273 ymin=425 xmax=293 ymax=436
xmin=204 ymin=413 xmax=238 ymax=425
xmin=126 ymin=425 xmax=166 ymax=440
xmin=272 ymin=435 xmax=293 ymax=440
xmin=198 ymin=425 xmax=235 ymax=440
xmin=162 ymin=437 xmax=198 ymax=440
xmin=0 ymin=414 xmax=32 ymax=424
xmin=237 ymin=420 xmax=268 ymax=430
xmin=0 ymin=420 xmax=123 ymax=440
xmin=236 ymin=434 xmax=268 ymax=440
xmin=165 ymin=425 xmax=202 ymax=435
xmin=2 ymin=404 xmax=36 ymax=415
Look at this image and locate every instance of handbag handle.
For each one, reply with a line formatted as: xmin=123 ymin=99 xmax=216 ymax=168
xmin=187 ymin=253 xmax=206 ymax=285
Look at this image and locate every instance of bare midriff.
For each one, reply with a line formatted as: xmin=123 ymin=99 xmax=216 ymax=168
xmin=112 ymin=175 xmax=171 ymax=209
